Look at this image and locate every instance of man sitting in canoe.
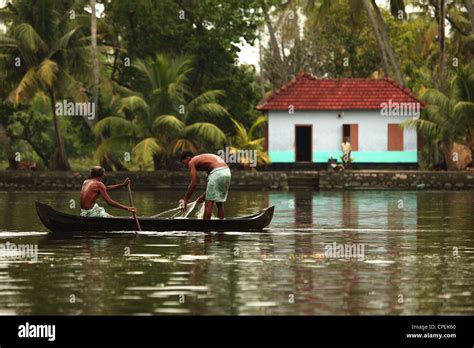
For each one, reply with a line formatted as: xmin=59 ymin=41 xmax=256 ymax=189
xmin=80 ymin=166 xmax=136 ymax=217
xmin=180 ymin=151 xmax=231 ymax=220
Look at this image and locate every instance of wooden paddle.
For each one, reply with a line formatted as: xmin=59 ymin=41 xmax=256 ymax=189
xmin=127 ymin=183 xmax=142 ymax=232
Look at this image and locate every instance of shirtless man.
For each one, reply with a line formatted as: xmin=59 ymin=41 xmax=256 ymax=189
xmin=80 ymin=166 xmax=136 ymax=217
xmin=180 ymin=151 xmax=231 ymax=220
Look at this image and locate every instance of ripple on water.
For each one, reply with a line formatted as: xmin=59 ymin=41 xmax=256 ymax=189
xmin=154 ymin=308 xmax=190 ymax=314
xmin=0 ymin=232 xmax=48 ymax=237
xmin=245 ymin=301 xmax=278 ymax=307
xmin=177 ymin=255 xmax=214 ymax=261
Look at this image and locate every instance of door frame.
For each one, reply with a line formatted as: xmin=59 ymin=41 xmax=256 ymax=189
xmin=294 ymin=124 xmax=313 ymax=162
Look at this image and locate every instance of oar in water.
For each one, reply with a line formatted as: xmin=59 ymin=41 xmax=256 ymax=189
xmin=127 ymin=183 xmax=142 ymax=232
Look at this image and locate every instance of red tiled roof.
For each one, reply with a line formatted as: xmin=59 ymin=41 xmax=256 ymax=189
xmin=256 ymin=73 xmax=424 ymax=110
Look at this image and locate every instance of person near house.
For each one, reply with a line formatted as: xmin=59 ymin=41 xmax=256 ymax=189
xmin=180 ymin=151 xmax=231 ymax=220
xmin=80 ymin=166 xmax=136 ymax=217
xmin=341 ymin=137 xmax=352 ymax=167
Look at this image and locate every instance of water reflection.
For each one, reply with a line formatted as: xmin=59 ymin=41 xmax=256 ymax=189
xmin=0 ymin=190 xmax=472 ymax=315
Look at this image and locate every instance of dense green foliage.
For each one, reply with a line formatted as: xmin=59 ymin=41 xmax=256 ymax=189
xmin=0 ymin=0 xmax=472 ymax=170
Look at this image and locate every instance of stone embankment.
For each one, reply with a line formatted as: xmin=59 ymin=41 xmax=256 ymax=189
xmin=0 ymin=170 xmax=472 ymax=191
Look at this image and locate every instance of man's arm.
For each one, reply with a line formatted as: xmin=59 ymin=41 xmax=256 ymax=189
xmin=196 ymin=192 xmax=206 ymax=203
xmin=97 ymin=182 xmax=135 ymax=212
xmin=106 ymin=178 xmax=130 ymax=191
xmin=182 ymin=163 xmax=197 ymax=207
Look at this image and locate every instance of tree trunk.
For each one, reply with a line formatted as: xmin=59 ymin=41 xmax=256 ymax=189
xmin=439 ymin=0 xmax=446 ymax=92
xmin=90 ymin=0 xmax=99 ymax=125
xmin=258 ymin=26 xmax=266 ymax=98
xmin=370 ymin=0 xmax=405 ymax=86
xmin=0 ymin=123 xmax=17 ymax=169
xmin=87 ymin=6 xmax=128 ymax=172
xmin=363 ymin=0 xmax=390 ymax=77
xmin=89 ymin=0 xmax=127 ymax=170
xmin=48 ymin=90 xmax=71 ymax=170
xmin=260 ymin=0 xmax=288 ymax=84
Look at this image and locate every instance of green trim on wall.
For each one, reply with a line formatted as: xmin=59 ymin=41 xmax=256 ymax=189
xmin=271 ymin=150 xmax=417 ymax=163
xmin=314 ymin=151 xmax=417 ymax=163
xmin=269 ymin=151 xmax=295 ymax=163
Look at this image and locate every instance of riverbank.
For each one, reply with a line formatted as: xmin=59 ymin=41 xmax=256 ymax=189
xmin=0 ymin=170 xmax=473 ymax=191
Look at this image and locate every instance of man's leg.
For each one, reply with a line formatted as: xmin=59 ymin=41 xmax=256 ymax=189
xmin=204 ymin=200 xmax=214 ymax=220
xmin=216 ymin=202 xmax=224 ymax=219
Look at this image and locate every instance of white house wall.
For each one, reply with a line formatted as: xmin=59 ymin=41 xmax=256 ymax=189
xmin=268 ymin=110 xmax=417 ymax=163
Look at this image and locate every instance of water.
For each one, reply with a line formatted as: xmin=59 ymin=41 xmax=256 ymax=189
xmin=0 ymin=190 xmax=472 ymax=315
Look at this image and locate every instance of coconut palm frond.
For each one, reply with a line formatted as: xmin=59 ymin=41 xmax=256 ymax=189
xmin=117 ymin=95 xmax=150 ymax=114
xmin=229 ymin=116 xmax=248 ymax=145
xmin=402 ymin=118 xmax=441 ymax=139
xmin=112 ymin=82 xmax=140 ymax=98
xmin=93 ymin=135 xmax=133 ymax=162
xmin=172 ymin=138 xmax=198 ymax=155
xmin=94 ymin=116 xmax=133 ymax=137
xmin=13 ymin=23 xmax=47 ymax=54
xmin=248 ymin=116 xmax=268 ymax=139
xmin=185 ymin=122 xmax=227 ymax=146
xmin=192 ymin=102 xmax=230 ymax=120
xmin=50 ymin=27 xmax=81 ymax=56
xmin=153 ymin=114 xmax=185 ymax=135
xmin=422 ymin=89 xmax=452 ymax=115
xmin=37 ymin=58 xmax=58 ymax=88
xmin=187 ymin=90 xmax=226 ymax=112
xmin=132 ymin=137 xmax=163 ymax=165
xmin=7 ymin=67 xmax=39 ymax=104
xmin=450 ymin=63 xmax=474 ymax=102
xmin=248 ymin=138 xmax=265 ymax=147
xmin=453 ymin=101 xmax=474 ymax=129
xmin=57 ymin=71 xmax=87 ymax=102
xmin=132 ymin=58 xmax=155 ymax=87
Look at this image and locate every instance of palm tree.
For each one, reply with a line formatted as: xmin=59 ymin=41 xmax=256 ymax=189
xmin=369 ymin=0 xmax=405 ymax=85
xmin=438 ymin=0 xmax=446 ymax=92
xmin=228 ymin=116 xmax=271 ymax=169
xmin=306 ymin=0 xmax=405 ymax=84
xmin=0 ymin=0 xmax=93 ymax=170
xmin=402 ymin=63 xmax=474 ymax=170
xmin=94 ymin=54 xmax=228 ymax=169
xmin=90 ymin=0 xmax=99 ymax=121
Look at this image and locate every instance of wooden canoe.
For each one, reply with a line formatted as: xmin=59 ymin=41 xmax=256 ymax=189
xmin=35 ymin=202 xmax=274 ymax=233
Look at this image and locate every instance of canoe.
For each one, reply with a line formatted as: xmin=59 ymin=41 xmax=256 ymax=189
xmin=35 ymin=202 xmax=274 ymax=233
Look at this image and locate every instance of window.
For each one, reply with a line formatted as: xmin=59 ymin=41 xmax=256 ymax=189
xmin=342 ymin=124 xmax=358 ymax=151
xmin=388 ymin=124 xmax=404 ymax=151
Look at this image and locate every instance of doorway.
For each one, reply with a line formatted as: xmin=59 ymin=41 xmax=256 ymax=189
xmin=295 ymin=125 xmax=312 ymax=162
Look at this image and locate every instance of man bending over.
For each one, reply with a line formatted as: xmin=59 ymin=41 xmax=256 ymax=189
xmin=80 ymin=166 xmax=136 ymax=217
xmin=180 ymin=151 xmax=231 ymax=219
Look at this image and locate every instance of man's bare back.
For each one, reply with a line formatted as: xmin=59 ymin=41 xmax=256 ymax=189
xmin=80 ymin=166 xmax=136 ymax=215
xmin=180 ymin=152 xmax=231 ymax=219
xmin=188 ymin=153 xmax=228 ymax=174
xmin=80 ymin=179 xmax=106 ymax=209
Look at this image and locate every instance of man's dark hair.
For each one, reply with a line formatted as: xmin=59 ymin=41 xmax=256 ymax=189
xmin=180 ymin=150 xmax=194 ymax=161
xmin=90 ymin=166 xmax=105 ymax=178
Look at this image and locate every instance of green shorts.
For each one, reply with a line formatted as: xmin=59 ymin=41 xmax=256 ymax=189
xmin=206 ymin=167 xmax=231 ymax=202
xmin=80 ymin=203 xmax=111 ymax=218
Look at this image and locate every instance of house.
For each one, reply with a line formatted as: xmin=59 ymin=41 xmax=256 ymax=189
xmin=257 ymin=73 xmax=424 ymax=166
